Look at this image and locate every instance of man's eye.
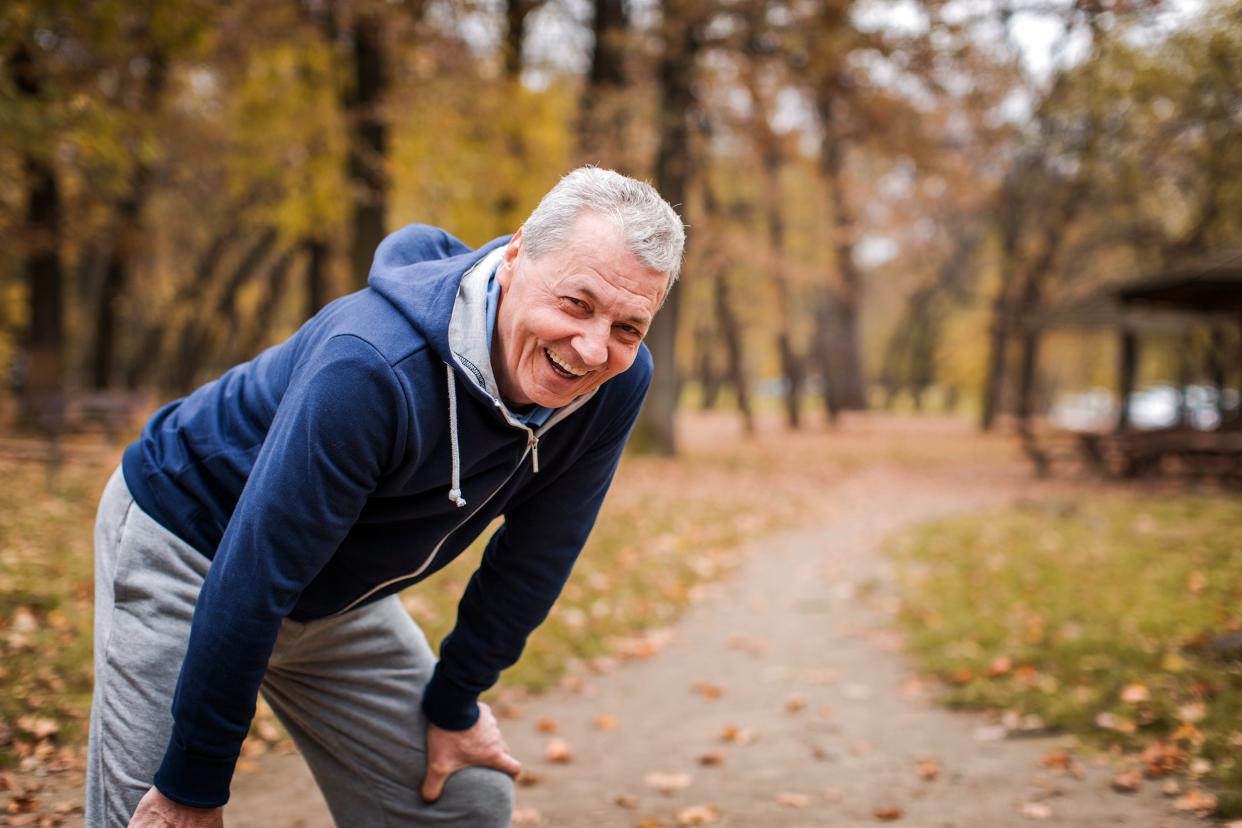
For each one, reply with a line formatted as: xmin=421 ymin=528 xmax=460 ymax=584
xmin=564 ymin=297 xmax=588 ymax=310
xmin=619 ymin=325 xmax=642 ymax=339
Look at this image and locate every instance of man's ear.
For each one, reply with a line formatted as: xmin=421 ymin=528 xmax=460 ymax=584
xmin=498 ymin=227 xmax=524 ymax=289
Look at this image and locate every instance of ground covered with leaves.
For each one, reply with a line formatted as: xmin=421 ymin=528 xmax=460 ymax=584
xmin=893 ymin=493 xmax=1242 ymax=817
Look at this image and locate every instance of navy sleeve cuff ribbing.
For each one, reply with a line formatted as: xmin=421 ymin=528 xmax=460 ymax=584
xmin=153 ymin=735 xmax=236 ymax=809
xmin=421 ymin=666 xmax=481 ymax=731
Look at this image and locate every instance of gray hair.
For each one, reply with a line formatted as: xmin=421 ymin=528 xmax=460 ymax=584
xmin=522 ymin=166 xmax=686 ymax=286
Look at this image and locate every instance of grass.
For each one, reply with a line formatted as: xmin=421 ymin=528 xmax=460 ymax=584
xmin=890 ymin=493 xmax=1242 ymax=815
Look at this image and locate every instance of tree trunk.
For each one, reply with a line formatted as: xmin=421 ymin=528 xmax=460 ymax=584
xmin=817 ymin=96 xmax=867 ymax=411
xmin=578 ymin=0 xmax=631 ymax=172
xmin=305 ymin=235 xmax=330 ymax=320
xmin=346 ymin=14 xmax=389 ymax=288
xmin=168 ymin=228 xmax=278 ymax=391
xmin=10 ymin=43 xmax=65 ymax=432
xmin=503 ymin=0 xmax=540 ymax=81
xmin=715 ymin=268 xmax=754 ymax=435
xmin=634 ymin=0 xmax=702 ymax=456
xmin=90 ymin=45 xmax=168 ymax=389
xmin=236 ymin=246 xmax=300 ymax=363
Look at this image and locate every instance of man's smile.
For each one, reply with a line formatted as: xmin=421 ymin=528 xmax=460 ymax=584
xmin=545 ymin=348 xmax=588 ymax=378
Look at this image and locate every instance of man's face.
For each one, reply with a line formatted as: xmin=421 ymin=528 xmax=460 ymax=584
xmin=492 ymin=212 xmax=668 ymax=410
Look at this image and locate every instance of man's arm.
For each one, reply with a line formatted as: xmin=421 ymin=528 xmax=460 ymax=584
xmin=148 ymin=334 xmax=406 ymax=810
xmin=418 ymin=349 xmax=652 ymax=795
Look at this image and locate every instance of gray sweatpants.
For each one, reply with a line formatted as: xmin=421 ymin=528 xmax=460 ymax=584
xmin=86 ymin=467 xmax=514 ymax=827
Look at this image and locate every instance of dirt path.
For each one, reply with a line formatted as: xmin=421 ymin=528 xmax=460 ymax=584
xmin=220 ymin=462 xmax=1198 ymax=827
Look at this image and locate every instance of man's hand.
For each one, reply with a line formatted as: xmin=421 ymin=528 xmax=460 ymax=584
xmin=128 ymin=787 xmax=223 ymax=827
xmin=420 ymin=702 xmax=521 ymax=802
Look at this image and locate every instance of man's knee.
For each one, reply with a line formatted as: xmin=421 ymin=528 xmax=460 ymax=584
xmin=439 ymin=767 xmax=515 ymax=826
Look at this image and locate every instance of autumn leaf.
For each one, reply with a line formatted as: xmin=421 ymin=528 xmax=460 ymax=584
xmin=534 ymin=717 xmax=558 ymax=734
xmin=697 ymin=751 xmax=725 ymax=767
xmin=1120 ymin=683 xmax=1150 ymax=704
xmin=612 ymin=793 xmax=638 ymax=809
xmin=1019 ymin=802 xmax=1052 ymax=820
xmin=917 ymin=758 xmax=940 ymax=781
xmin=872 ymin=805 xmax=903 ymax=821
xmin=784 ymin=693 xmax=807 ymax=712
xmin=987 ymin=656 xmax=1012 ymax=677
xmin=644 ymin=772 xmax=692 ymax=795
xmin=14 ymin=718 xmax=58 ymax=741
xmin=544 ymin=738 xmax=573 ymax=764
xmin=517 ymin=770 xmax=543 ymax=788
xmin=1111 ymin=769 xmax=1142 ymax=793
xmin=1173 ymin=788 xmax=1217 ymax=815
xmin=1162 ymin=780 xmax=1181 ymax=797
xmin=690 ymin=682 xmax=723 ymax=700
xmin=720 ymin=725 xmax=754 ymax=745
xmin=511 ymin=806 xmax=543 ymax=825
xmin=593 ymin=713 xmax=617 ymax=731
xmin=676 ymin=804 xmax=720 ymax=825
xmin=776 ymin=792 xmax=810 ymax=808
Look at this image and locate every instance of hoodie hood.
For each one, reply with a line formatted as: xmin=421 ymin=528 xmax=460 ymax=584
xmin=367 ymin=224 xmax=509 ymax=373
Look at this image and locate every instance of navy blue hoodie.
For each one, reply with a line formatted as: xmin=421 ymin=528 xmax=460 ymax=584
xmin=121 ymin=224 xmax=652 ymax=807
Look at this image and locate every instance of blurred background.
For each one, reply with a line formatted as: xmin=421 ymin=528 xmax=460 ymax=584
xmin=0 ymin=0 xmax=1240 ymax=824
xmin=1 ymin=0 xmax=1238 ymax=454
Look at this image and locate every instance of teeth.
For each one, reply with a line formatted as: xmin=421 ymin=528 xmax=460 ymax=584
xmin=546 ymin=349 xmax=587 ymax=377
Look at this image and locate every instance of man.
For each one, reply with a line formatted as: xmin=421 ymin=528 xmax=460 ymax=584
xmin=87 ymin=166 xmax=684 ymax=827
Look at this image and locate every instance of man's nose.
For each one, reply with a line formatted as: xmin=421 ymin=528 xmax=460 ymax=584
xmin=572 ymin=324 xmax=609 ymax=368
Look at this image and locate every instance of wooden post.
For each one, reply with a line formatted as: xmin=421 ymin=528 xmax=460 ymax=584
xmin=1116 ymin=327 xmax=1139 ymax=432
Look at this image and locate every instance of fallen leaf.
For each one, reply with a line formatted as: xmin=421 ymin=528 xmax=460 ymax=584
xmin=690 ymin=682 xmax=724 ymax=700
xmin=534 ymin=717 xmax=559 ymax=734
xmin=637 ymin=819 xmax=664 ymax=828
xmin=1019 ymin=802 xmax=1052 ymax=820
xmin=697 ymin=751 xmax=725 ymax=767
xmin=1161 ymin=780 xmax=1182 ymax=797
xmin=676 ymin=805 xmax=719 ymax=825
xmin=1120 ymin=684 xmax=1150 ymax=704
xmin=873 ymin=805 xmax=903 ymax=821
xmin=784 ymin=693 xmax=807 ymax=712
xmin=988 ymin=656 xmax=1013 ymax=677
xmin=1093 ymin=713 xmax=1135 ymax=734
xmin=612 ymin=793 xmax=638 ymax=809
xmin=1141 ymin=741 xmax=1183 ymax=776
xmin=1186 ymin=570 xmax=1207 ymax=594
xmin=777 ymin=792 xmax=810 ymax=808
xmin=511 ymin=806 xmax=543 ymax=825
xmin=544 ymin=738 xmax=573 ymax=764
xmin=1173 ymin=788 xmax=1217 ymax=815
xmin=644 ymin=772 xmax=692 ymax=795
xmin=1111 ymin=770 xmax=1142 ymax=793
xmin=593 ymin=714 xmax=617 ymax=731
xmin=15 ymin=718 xmax=59 ymax=741
xmin=1176 ymin=702 xmax=1206 ymax=723
xmin=1040 ymin=750 xmax=1072 ymax=771
xmin=7 ymin=793 xmax=38 ymax=814
xmin=917 ymin=759 xmax=941 ymax=781
xmin=517 ymin=770 xmax=543 ymax=788
xmin=720 ymin=725 xmax=754 ymax=745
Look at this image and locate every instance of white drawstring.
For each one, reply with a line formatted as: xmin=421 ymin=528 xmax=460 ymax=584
xmin=445 ymin=364 xmax=467 ymax=508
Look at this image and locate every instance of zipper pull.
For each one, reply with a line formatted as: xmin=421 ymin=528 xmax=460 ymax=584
xmin=528 ymin=434 xmax=540 ymax=474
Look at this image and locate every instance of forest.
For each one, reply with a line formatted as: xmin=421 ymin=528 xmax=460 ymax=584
xmin=2 ymin=0 xmax=1240 ymax=449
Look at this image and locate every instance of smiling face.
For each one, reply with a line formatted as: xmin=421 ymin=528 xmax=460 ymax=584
xmin=491 ymin=211 xmax=668 ymax=410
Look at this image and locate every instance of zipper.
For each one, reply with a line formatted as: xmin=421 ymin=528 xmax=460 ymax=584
xmin=332 ymin=441 xmax=533 ymax=617
xmin=331 ymin=380 xmax=588 ymax=617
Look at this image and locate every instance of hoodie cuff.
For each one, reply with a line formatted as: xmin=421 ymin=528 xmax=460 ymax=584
xmin=421 ymin=665 xmax=482 ymax=731
xmin=152 ymin=733 xmax=236 ymax=809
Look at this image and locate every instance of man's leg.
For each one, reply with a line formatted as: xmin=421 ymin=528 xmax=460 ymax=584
xmin=261 ymin=597 xmax=515 ymax=827
xmin=85 ymin=468 xmax=210 ymax=828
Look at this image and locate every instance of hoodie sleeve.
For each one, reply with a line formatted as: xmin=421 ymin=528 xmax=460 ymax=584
xmin=420 ymin=350 xmax=652 ymax=731
xmin=153 ymin=334 xmax=406 ymax=808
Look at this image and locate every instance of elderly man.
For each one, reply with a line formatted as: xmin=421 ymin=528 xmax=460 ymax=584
xmin=86 ymin=167 xmax=684 ymax=827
